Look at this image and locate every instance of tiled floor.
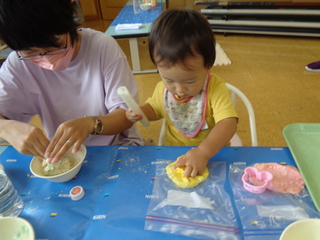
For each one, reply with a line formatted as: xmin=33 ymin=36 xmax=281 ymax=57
xmin=80 ymin=18 xmax=320 ymax=147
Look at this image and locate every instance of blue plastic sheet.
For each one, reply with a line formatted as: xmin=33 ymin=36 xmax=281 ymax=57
xmin=1 ymin=145 xmax=316 ymax=240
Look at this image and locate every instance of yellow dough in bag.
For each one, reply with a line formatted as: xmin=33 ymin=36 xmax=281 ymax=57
xmin=166 ymin=158 xmax=209 ymax=188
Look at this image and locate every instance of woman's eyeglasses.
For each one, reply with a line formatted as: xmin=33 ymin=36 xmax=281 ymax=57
xmin=16 ymin=35 xmax=68 ymax=61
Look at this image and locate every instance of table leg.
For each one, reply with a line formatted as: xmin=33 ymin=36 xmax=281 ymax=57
xmin=128 ymin=38 xmax=158 ymax=74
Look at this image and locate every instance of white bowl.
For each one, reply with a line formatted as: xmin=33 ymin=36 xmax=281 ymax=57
xmin=140 ymin=3 xmax=151 ymax=11
xmin=0 ymin=217 xmax=35 ymax=240
xmin=280 ymin=218 xmax=320 ymax=240
xmin=30 ymin=144 xmax=87 ymax=183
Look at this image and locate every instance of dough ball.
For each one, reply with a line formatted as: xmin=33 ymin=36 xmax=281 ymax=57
xmin=166 ymin=158 xmax=209 ymax=188
xmin=250 ymin=163 xmax=304 ymax=194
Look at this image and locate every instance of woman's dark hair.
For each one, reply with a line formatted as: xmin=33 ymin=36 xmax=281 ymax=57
xmin=149 ymin=8 xmax=216 ymax=69
xmin=0 ymin=0 xmax=80 ymax=50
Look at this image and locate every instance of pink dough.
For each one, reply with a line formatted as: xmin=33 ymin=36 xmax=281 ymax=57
xmin=249 ymin=163 xmax=305 ymax=194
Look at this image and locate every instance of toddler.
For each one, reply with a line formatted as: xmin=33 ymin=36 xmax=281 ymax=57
xmin=126 ymin=9 xmax=238 ymax=177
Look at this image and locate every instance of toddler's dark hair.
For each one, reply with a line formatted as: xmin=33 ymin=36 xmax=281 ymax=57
xmin=149 ymin=8 xmax=215 ymax=69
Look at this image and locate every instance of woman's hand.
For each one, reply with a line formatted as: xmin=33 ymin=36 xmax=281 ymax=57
xmin=45 ymin=117 xmax=93 ymax=164
xmin=173 ymin=148 xmax=210 ymax=177
xmin=0 ymin=120 xmax=49 ymax=158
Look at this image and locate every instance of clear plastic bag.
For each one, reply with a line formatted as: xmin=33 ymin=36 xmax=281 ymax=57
xmin=229 ymin=163 xmax=320 ymax=240
xmin=145 ymin=160 xmax=241 ymax=240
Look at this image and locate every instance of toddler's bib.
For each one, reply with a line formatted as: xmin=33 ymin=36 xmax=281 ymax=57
xmin=164 ymin=77 xmax=209 ymax=138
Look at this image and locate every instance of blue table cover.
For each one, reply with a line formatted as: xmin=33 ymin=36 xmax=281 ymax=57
xmin=111 ymin=5 xmax=162 ymax=26
xmin=105 ymin=1 xmax=163 ymax=39
xmin=0 ymin=146 xmax=316 ymax=240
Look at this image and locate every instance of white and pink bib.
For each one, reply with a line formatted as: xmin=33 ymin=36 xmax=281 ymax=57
xmin=164 ymin=77 xmax=209 ymax=138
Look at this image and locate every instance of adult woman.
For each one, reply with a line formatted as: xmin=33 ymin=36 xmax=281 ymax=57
xmin=0 ymin=0 xmax=143 ymax=163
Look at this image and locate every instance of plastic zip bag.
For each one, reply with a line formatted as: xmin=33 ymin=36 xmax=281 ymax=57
xmin=145 ymin=159 xmax=241 ymax=240
xmin=229 ymin=163 xmax=320 ymax=240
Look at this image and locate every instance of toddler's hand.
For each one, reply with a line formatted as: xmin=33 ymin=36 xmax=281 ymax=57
xmin=125 ymin=108 xmax=143 ymax=123
xmin=173 ymin=148 xmax=209 ymax=177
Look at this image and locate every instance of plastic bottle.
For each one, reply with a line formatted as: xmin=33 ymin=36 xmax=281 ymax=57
xmin=0 ymin=164 xmax=24 ymax=217
xmin=133 ymin=0 xmax=141 ymax=14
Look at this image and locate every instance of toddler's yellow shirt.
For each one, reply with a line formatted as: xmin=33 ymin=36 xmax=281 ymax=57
xmin=146 ymin=74 xmax=238 ymax=146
